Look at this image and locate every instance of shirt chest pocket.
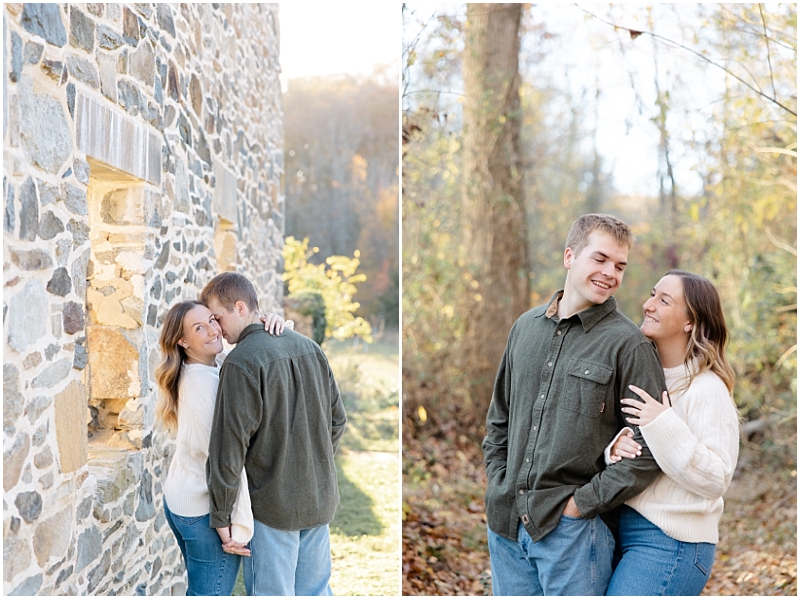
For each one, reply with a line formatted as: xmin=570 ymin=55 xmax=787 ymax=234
xmin=560 ymin=358 xmax=613 ymax=417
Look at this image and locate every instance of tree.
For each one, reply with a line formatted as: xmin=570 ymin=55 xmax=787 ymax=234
xmin=459 ymin=4 xmax=530 ymax=422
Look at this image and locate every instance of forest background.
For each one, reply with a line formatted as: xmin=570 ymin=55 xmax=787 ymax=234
xmin=402 ymin=3 xmax=796 ymax=596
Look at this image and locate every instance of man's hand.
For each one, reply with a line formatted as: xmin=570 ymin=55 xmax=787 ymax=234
xmin=562 ymin=496 xmax=582 ymax=518
xmin=215 ymin=526 xmax=251 ymax=556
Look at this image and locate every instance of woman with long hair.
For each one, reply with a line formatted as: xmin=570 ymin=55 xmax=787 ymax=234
xmin=155 ymin=300 xmax=288 ymax=595
xmin=605 ymin=270 xmax=740 ymax=596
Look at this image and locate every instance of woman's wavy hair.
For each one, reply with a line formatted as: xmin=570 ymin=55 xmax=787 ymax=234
xmin=667 ymin=270 xmax=735 ymax=395
xmin=155 ymin=300 xmax=205 ymax=434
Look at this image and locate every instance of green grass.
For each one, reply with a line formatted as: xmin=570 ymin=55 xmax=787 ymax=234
xmin=233 ymin=334 xmax=400 ymax=595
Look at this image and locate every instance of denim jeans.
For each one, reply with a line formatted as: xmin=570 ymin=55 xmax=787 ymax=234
xmin=243 ymin=519 xmax=333 ymax=596
xmin=488 ymin=516 xmax=615 ymax=596
xmin=606 ymin=505 xmax=716 ymax=596
xmin=163 ymin=500 xmax=241 ymax=596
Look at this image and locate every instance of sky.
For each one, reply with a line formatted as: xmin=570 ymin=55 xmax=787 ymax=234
xmin=278 ymin=3 xmax=400 ymax=84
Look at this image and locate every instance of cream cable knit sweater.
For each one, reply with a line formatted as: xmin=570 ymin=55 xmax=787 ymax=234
xmin=163 ymin=353 xmax=254 ymax=543
xmin=607 ymin=361 xmax=740 ymax=544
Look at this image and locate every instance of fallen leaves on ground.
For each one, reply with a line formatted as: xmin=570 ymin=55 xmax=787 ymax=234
xmin=403 ymin=429 xmax=797 ymax=596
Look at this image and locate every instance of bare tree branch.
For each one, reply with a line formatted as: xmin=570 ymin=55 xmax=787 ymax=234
xmin=575 ymin=4 xmax=797 ymax=117
xmin=759 ymin=4 xmax=778 ymax=101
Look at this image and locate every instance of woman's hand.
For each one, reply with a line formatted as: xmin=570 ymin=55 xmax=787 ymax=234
xmin=620 ymin=385 xmax=672 ymax=427
xmin=215 ymin=526 xmax=251 ymax=556
xmin=261 ymin=312 xmax=285 ymax=335
xmin=609 ymin=430 xmax=642 ymax=463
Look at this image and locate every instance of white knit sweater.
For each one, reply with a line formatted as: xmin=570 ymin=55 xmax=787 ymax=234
xmin=163 ymin=353 xmax=254 ymax=543
xmin=607 ymin=362 xmax=740 ymax=544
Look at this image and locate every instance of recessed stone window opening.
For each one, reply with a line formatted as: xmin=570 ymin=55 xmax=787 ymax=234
xmin=85 ymin=159 xmax=150 ymax=449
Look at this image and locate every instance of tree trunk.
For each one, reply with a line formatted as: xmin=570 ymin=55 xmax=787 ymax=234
xmin=460 ymin=3 xmax=530 ymax=425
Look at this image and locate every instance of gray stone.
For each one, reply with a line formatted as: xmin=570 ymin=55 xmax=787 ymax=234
xmin=55 ymin=238 xmax=71 ymax=265
xmin=4 ymin=364 xmax=24 ymax=428
xmin=10 ymin=30 xmax=22 ymax=82
xmin=47 ymin=266 xmax=72 ymax=296
xmin=97 ymin=24 xmax=125 ymax=50
xmin=87 ymin=548 xmax=111 ymax=593
xmin=38 ymin=180 xmax=61 ymax=205
xmin=3 ymin=433 xmax=29 ymax=492
xmin=66 ymin=53 xmax=99 ymax=88
xmin=135 ymin=469 xmax=155 ymax=521
xmin=73 ymin=339 xmax=88 ymax=370
xmin=39 ymin=210 xmax=65 ymax=239
xmin=15 ymin=490 xmax=43 ymax=522
xmin=4 ymin=180 xmax=14 ymax=233
xmin=19 ymin=177 xmax=39 ymax=241
xmin=32 ymin=423 xmax=47 ymax=446
xmin=146 ymin=305 xmax=157 ymax=326
xmin=98 ymin=51 xmax=118 ymax=102
xmin=129 ymin=39 xmax=155 ymax=87
xmin=67 ymin=218 xmax=89 ymax=247
xmin=63 ymin=301 xmax=86 ymax=335
xmin=3 ymin=536 xmax=32 ymax=583
xmin=67 ymin=82 xmax=76 ymax=117
xmin=64 ymin=183 xmax=88 ymax=215
xmin=18 ymin=77 xmax=72 ymax=174
xmin=73 ymin=158 xmax=90 ymax=184
xmin=7 ymin=279 xmax=48 ymax=352
xmin=150 ymin=276 xmax=162 ymax=300
xmin=87 ymin=4 xmax=104 ymax=17
xmin=9 ymin=573 xmax=43 ymax=596
xmin=10 ymin=248 xmax=52 ymax=270
xmin=45 ymin=343 xmax=60 ymax=360
xmin=21 ymin=4 xmax=67 ymax=47
xmin=154 ymin=241 xmax=170 ymax=270
xmin=55 ymin=565 xmax=73 ymax=587
xmin=118 ymin=79 xmax=143 ymax=116
xmin=31 ymin=359 xmax=71 ymax=388
xmin=34 ymin=446 xmax=54 ymax=469
xmin=156 ymin=4 xmax=176 ymax=37
xmin=75 ymin=526 xmax=102 ymax=573
xmin=69 ymin=7 xmax=94 ymax=52
xmin=24 ymin=41 xmax=44 ymax=64
xmin=71 ymin=249 xmax=90 ymax=298
xmin=33 ymin=508 xmax=72 ymax=568
xmin=41 ymin=58 xmax=64 ymax=81
xmin=76 ymin=496 xmax=92 ymax=520
xmin=40 ymin=470 xmax=54 ymax=490
xmin=25 ymin=395 xmax=52 ymax=424
xmin=154 ymin=508 xmax=166 ymax=532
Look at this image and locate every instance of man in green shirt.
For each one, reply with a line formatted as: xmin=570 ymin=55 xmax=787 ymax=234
xmin=201 ymin=272 xmax=347 ymax=596
xmin=483 ymin=214 xmax=666 ymax=595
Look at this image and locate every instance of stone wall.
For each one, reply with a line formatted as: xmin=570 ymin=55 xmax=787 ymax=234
xmin=3 ymin=3 xmax=284 ymax=595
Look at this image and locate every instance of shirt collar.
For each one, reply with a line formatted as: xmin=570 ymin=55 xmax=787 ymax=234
xmin=535 ymin=290 xmax=618 ymax=332
xmin=237 ymin=323 xmax=265 ymax=343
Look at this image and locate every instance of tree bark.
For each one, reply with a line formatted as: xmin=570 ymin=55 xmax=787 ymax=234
xmin=461 ymin=3 xmax=530 ymax=424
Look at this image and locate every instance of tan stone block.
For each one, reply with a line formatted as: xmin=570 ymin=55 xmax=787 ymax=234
xmin=54 ymin=380 xmax=88 ymax=473
xmin=87 ymin=288 xmax=138 ymax=329
xmin=32 ymin=508 xmax=72 ymax=568
xmin=87 ymin=327 xmax=141 ymax=399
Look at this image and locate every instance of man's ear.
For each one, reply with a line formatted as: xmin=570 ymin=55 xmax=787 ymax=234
xmin=564 ymin=247 xmax=574 ymax=269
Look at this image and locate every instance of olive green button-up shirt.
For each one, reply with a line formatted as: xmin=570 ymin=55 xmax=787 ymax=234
xmin=482 ymin=291 xmax=666 ymax=543
xmin=207 ymin=325 xmax=347 ymax=531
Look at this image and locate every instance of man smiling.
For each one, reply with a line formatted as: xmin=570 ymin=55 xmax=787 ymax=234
xmin=482 ymin=213 xmax=667 ymax=595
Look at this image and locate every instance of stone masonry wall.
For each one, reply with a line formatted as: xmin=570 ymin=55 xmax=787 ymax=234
xmin=3 ymin=4 xmax=283 ymax=595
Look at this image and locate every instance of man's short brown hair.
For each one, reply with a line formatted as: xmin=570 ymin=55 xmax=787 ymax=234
xmin=200 ymin=272 xmax=259 ymax=312
xmin=565 ymin=213 xmax=634 ymax=257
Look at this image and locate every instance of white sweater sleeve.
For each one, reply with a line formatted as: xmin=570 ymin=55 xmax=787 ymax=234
xmin=640 ymin=377 xmax=739 ymax=500
xmin=230 ymin=467 xmax=254 ymax=543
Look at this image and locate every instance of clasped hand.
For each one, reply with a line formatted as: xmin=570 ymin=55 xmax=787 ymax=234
xmin=610 ymin=385 xmax=671 ymax=462
xmin=215 ymin=526 xmax=251 ymax=556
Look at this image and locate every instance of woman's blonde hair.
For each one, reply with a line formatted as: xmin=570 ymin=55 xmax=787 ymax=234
xmin=667 ymin=270 xmax=736 ymax=395
xmin=155 ymin=300 xmax=205 ymax=434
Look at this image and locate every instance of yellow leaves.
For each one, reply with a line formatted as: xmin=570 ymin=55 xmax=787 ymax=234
xmin=418 ymin=405 xmax=428 ymax=422
xmin=689 ymin=203 xmax=700 ymax=222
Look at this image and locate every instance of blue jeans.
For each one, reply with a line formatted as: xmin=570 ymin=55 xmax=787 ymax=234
xmin=488 ymin=516 xmax=615 ymax=596
xmin=163 ymin=500 xmax=241 ymax=596
xmin=243 ymin=519 xmax=333 ymax=596
xmin=606 ymin=505 xmax=715 ymax=596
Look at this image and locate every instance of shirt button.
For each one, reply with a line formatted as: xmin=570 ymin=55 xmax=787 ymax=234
xmin=557 ymin=330 xmax=562 ymax=335
xmin=540 ymin=394 xmax=544 ymax=399
xmin=526 ymin=458 xmax=531 ymax=463
xmin=548 ymin=362 xmax=552 ymax=367
xmin=584 ymin=369 xmax=590 ymax=374
xmin=522 ymin=514 xmax=530 ymax=524
xmin=533 ymin=426 xmax=538 ymax=431
xmin=519 ymin=489 xmax=526 ymax=495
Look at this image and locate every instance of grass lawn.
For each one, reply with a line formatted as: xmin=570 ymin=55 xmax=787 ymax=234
xmin=233 ymin=333 xmax=400 ymax=595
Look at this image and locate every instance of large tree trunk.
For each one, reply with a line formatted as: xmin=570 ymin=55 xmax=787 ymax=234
xmin=460 ymin=3 xmax=530 ymax=425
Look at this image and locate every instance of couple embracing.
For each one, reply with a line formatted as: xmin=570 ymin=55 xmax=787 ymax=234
xmin=484 ymin=214 xmax=740 ymax=596
xmin=155 ymin=272 xmax=347 ymax=596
